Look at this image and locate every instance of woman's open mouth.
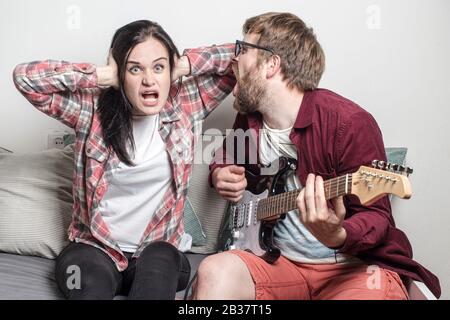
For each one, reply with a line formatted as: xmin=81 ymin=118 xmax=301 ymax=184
xmin=141 ymin=91 xmax=159 ymax=107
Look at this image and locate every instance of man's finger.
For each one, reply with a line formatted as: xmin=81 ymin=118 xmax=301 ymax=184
xmin=297 ymin=189 xmax=306 ymax=223
xmin=304 ymin=173 xmax=316 ymax=222
xmin=221 ymin=172 xmax=246 ymax=183
xmin=332 ymin=196 xmax=346 ymax=221
xmin=229 ymin=165 xmax=245 ymax=175
xmin=219 ymin=190 xmax=245 ymax=199
xmin=315 ymin=175 xmax=328 ymax=219
xmin=217 ymin=179 xmax=247 ymax=192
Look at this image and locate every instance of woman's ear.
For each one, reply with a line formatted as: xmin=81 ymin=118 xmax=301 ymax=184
xmin=266 ymin=55 xmax=281 ymax=79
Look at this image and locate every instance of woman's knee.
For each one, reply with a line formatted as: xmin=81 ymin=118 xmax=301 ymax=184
xmin=56 ymin=243 xmax=114 ymax=273
xmin=55 ymin=243 xmax=120 ymax=299
xmin=138 ymin=241 xmax=182 ymax=267
xmin=128 ymin=242 xmax=190 ymax=298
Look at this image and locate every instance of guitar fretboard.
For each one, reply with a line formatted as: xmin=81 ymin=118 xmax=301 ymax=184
xmin=257 ymin=174 xmax=352 ymax=220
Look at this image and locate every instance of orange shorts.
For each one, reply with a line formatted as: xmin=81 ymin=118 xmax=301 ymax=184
xmin=230 ymin=250 xmax=409 ymax=300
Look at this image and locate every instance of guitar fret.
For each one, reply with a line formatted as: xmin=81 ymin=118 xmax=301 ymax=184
xmin=287 ymin=193 xmax=291 ymax=213
xmin=345 ymin=174 xmax=348 ymax=194
xmin=285 ymin=193 xmax=289 ymax=213
xmin=287 ymin=193 xmax=291 ymax=212
xmin=335 ymin=177 xmax=339 ymax=198
xmin=338 ymin=176 xmax=342 ymax=197
xmin=327 ymin=181 xmax=330 ymax=199
xmin=276 ymin=196 xmax=279 ymax=213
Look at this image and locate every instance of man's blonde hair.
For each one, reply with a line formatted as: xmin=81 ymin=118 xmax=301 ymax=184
xmin=243 ymin=12 xmax=325 ymax=91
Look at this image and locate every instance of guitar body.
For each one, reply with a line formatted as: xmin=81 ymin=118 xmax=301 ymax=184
xmin=230 ymin=157 xmax=297 ymax=264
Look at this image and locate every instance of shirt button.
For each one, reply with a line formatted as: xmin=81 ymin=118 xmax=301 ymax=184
xmin=96 ymin=186 xmax=104 ymax=195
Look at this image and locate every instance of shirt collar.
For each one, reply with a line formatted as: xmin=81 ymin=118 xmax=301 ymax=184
xmin=160 ymin=108 xmax=181 ymax=123
xmin=246 ymin=90 xmax=314 ymax=130
xmin=293 ymin=90 xmax=313 ymax=129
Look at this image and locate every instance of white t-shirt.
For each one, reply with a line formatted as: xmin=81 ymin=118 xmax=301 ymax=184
xmin=99 ymin=115 xmax=172 ymax=253
xmin=259 ymin=121 xmax=355 ymax=264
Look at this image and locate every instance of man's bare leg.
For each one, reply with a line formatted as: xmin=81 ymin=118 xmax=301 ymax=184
xmin=193 ymin=252 xmax=255 ymax=300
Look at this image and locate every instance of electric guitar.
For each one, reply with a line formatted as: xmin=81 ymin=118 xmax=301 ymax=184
xmin=225 ymin=157 xmax=413 ymax=264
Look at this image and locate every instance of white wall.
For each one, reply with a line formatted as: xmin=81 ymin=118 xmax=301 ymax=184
xmin=1 ymin=0 xmax=449 ymax=299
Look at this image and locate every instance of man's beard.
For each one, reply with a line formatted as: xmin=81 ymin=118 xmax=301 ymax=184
xmin=233 ymin=69 xmax=267 ymax=115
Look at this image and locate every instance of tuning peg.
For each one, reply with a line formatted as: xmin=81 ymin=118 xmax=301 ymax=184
xmin=372 ymin=160 xmax=379 ymax=168
xmin=377 ymin=161 xmax=386 ymax=170
xmin=386 ymin=162 xmax=394 ymax=171
xmin=406 ymin=167 xmax=413 ymax=176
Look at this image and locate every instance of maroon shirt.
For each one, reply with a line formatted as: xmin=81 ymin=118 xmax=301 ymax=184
xmin=210 ymin=88 xmax=440 ymax=298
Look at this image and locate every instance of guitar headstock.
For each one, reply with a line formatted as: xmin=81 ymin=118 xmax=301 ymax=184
xmin=350 ymin=160 xmax=412 ymax=205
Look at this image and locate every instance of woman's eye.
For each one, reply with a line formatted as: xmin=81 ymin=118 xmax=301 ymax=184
xmin=129 ymin=66 xmax=141 ymax=74
xmin=154 ymin=64 xmax=165 ymax=73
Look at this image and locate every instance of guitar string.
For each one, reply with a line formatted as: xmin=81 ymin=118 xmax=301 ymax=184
xmin=260 ymin=176 xmax=353 ymax=203
xmin=257 ymin=176 xmax=353 ymax=218
xmin=238 ymin=171 xmax=402 ymax=221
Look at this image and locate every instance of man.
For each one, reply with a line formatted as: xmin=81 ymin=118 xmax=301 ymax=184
xmin=193 ymin=12 xmax=440 ymax=299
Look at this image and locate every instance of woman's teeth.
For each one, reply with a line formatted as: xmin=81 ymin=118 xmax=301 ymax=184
xmin=142 ymin=93 xmax=158 ymax=106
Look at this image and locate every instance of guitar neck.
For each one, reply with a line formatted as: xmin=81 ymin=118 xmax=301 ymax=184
xmin=257 ymin=174 xmax=352 ymax=220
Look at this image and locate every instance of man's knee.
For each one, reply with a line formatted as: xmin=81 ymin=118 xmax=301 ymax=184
xmin=193 ymin=252 xmax=256 ymax=299
xmin=196 ymin=252 xmax=249 ymax=292
xmin=197 ymin=254 xmax=226 ymax=283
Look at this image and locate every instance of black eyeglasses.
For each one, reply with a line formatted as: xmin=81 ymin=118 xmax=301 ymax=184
xmin=235 ymin=40 xmax=275 ymax=57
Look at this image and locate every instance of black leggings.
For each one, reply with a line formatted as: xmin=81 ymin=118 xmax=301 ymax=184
xmin=55 ymin=241 xmax=190 ymax=300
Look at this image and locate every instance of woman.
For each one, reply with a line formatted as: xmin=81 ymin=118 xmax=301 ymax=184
xmin=13 ymin=20 xmax=235 ymax=299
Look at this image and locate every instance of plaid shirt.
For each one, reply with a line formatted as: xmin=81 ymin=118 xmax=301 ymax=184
xmin=13 ymin=44 xmax=236 ymax=271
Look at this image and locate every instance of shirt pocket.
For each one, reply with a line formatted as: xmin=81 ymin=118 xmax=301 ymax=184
xmin=85 ymin=132 xmax=109 ymax=163
xmin=84 ymin=131 xmax=110 ymax=198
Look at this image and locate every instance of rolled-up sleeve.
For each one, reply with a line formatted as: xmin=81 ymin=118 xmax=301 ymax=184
xmin=336 ymin=111 xmax=393 ymax=255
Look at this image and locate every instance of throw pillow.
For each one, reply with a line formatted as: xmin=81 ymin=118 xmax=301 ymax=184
xmin=0 ymin=146 xmax=74 ymax=259
xmin=183 ymin=197 xmax=207 ymax=246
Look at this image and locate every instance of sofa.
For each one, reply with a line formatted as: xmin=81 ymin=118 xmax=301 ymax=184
xmin=0 ymin=141 xmax=436 ymax=300
xmin=0 ymin=138 xmax=230 ymax=300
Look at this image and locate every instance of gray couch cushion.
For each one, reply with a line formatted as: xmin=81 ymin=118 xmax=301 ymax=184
xmin=0 ymin=252 xmax=207 ymax=300
xmin=0 ymin=252 xmax=63 ymax=300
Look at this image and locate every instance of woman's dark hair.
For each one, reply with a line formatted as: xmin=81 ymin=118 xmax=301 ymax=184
xmin=98 ymin=20 xmax=180 ymax=166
